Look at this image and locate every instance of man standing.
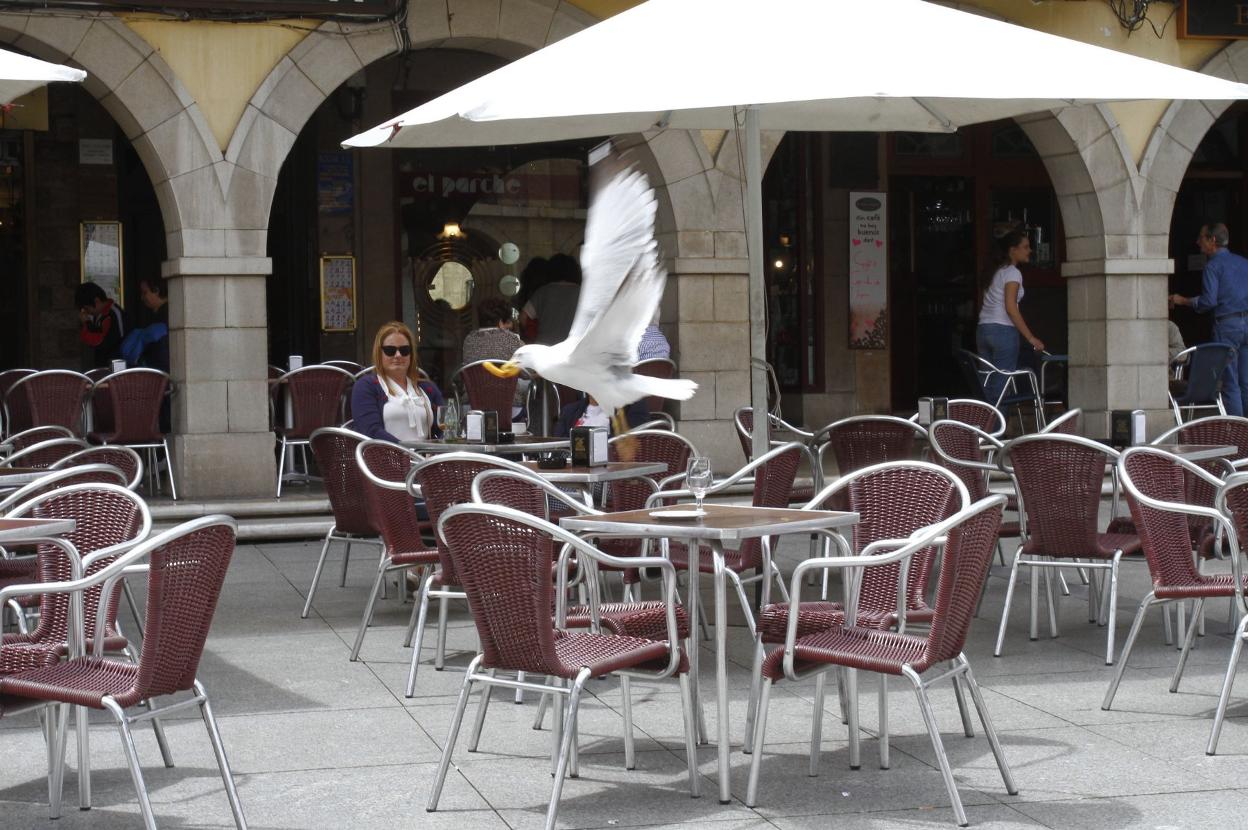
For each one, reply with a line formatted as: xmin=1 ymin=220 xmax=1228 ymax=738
xmin=1171 ymin=222 xmax=1248 ymax=415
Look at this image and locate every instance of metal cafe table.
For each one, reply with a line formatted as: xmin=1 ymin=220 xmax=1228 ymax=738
xmin=521 ymin=460 xmax=665 ymax=506
xmin=401 ymin=435 xmax=569 ymax=455
xmin=0 ymin=467 xmax=48 ymax=493
xmin=1149 ymin=443 xmax=1237 ymax=462
xmin=560 ymin=502 xmax=859 ymax=803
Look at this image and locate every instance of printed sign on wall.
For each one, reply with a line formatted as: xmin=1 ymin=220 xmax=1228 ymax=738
xmin=848 ymin=192 xmax=887 ymax=350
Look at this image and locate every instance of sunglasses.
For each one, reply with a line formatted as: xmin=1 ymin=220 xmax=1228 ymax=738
xmin=381 ymin=345 xmax=412 ymax=357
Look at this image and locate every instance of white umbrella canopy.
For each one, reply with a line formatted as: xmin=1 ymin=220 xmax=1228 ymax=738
xmin=0 ymin=47 xmax=86 ymax=105
xmin=345 ymin=0 xmax=1248 ymax=461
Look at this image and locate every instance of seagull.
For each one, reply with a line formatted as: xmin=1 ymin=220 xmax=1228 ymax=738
xmin=484 ymin=168 xmax=697 ymax=437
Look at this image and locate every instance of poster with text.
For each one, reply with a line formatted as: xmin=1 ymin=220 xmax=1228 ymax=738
xmin=848 ymin=192 xmax=887 ymax=349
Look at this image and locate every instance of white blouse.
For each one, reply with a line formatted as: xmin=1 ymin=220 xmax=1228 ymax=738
xmin=378 ymin=374 xmax=432 ymax=442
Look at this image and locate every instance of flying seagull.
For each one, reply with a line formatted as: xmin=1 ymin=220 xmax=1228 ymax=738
xmin=485 ymin=168 xmax=697 ymax=436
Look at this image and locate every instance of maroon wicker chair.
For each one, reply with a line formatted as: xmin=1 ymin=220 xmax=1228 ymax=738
xmin=746 ymin=495 xmax=1016 ymax=825
xmin=0 ymin=368 xmax=35 ymax=437
xmin=928 ymin=419 xmax=1022 ymax=552
xmin=3 ymin=425 xmax=74 ymax=455
xmin=1104 ymin=448 xmax=1248 ymax=755
xmin=1 ymin=438 xmax=89 ymax=470
xmin=0 ymin=464 xmax=129 ymax=515
xmin=910 ymin=398 xmax=1007 ymax=438
xmin=426 ymin=503 xmax=697 ymax=827
xmin=403 ymin=451 xmax=542 ymax=697
xmin=349 ymin=439 xmax=438 ymax=663
xmin=747 ymin=459 xmax=968 ymax=770
xmin=88 ymin=368 xmax=177 ymax=499
xmin=0 ymin=516 xmax=246 ymax=828
xmin=301 ymin=427 xmax=382 ymax=618
xmin=49 ymin=445 xmax=144 ymax=491
xmin=813 ymin=415 xmax=925 ymax=509
xmin=733 ymin=406 xmax=818 ymax=503
xmin=450 ymin=359 xmax=521 ymax=420
xmin=273 ymin=364 xmax=354 ymax=497
xmin=995 ymin=434 xmax=1141 ymax=665
xmin=4 ymin=370 xmax=92 ymax=437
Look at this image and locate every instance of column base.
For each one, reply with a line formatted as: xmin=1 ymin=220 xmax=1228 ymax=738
xmin=171 ymin=432 xmax=276 ymax=500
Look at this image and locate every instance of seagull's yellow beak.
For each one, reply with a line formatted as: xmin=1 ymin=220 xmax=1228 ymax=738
xmin=483 ymin=360 xmax=521 ymax=378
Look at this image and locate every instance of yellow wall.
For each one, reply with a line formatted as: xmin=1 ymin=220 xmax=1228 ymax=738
xmin=123 ymin=17 xmax=309 ymax=152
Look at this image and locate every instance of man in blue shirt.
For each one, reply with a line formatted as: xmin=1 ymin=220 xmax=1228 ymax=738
xmin=1171 ymin=223 xmax=1248 ymax=415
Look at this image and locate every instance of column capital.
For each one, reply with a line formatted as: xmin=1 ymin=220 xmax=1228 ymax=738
xmin=1061 ymin=258 xmax=1174 ymax=278
xmin=161 ymin=257 xmax=273 ymax=278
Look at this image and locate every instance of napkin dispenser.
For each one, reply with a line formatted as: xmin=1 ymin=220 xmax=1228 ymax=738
xmin=482 ymin=411 xmax=500 ymax=443
xmin=916 ymin=396 xmax=949 ymax=426
xmin=570 ymin=426 xmax=608 ymax=466
xmin=1109 ymin=409 xmax=1146 ymax=448
xmin=465 ymin=410 xmax=484 ymax=442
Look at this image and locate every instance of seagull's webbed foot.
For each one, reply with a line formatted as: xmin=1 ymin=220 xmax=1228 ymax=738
xmin=612 ymin=408 xmax=636 ymax=461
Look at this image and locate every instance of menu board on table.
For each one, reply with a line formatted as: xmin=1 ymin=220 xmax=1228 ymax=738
xmin=80 ymin=221 xmax=124 ymax=303
xmin=320 ymin=255 xmax=356 ymax=332
xmin=848 ymin=192 xmax=887 ymax=350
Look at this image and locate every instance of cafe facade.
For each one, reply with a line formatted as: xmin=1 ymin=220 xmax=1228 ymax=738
xmin=1 ymin=0 xmax=1247 ymax=496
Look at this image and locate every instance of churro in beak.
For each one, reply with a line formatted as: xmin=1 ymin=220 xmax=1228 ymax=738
xmin=483 ymin=360 xmax=521 ymax=378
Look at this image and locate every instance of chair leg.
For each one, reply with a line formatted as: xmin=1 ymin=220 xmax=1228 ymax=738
xmin=76 ymin=704 xmax=91 ymax=810
xmin=810 ymin=672 xmax=825 ymax=776
xmin=45 ymin=703 xmax=68 ymax=820
xmin=1208 ymin=613 xmax=1248 ymax=755
xmin=743 ymin=634 xmax=766 ymax=754
xmin=301 ymin=528 xmax=337 ymax=619
xmin=677 ymin=673 xmax=700 ymax=798
xmin=994 ymin=549 xmax=1023 ymax=656
xmin=1171 ymin=598 xmax=1204 ymax=693
xmin=546 ymin=670 xmax=591 ymax=830
xmin=878 ymin=675 xmax=890 ymax=770
xmin=275 ymin=438 xmax=287 ymax=498
xmin=621 ymin=674 xmax=636 ymax=769
xmin=902 ymin=667 xmax=968 ymax=827
xmin=1043 ymin=565 xmax=1060 ymax=639
xmin=101 ymin=698 xmax=157 ymax=830
xmin=533 ymin=678 xmax=553 ymax=730
xmin=846 ymin=668 xmax=861 ymax=770
xmin=434 ymin=594 xmax=450 ymax=670
xmin=349 ymin=555 xmax=390 ymax=661
xmin=161 ymin=438 xmax=178 ymax=500
xmin=402 ymin=567 xmax=429 ymax=647
xmin=428 ymin=656 xmax=481 ymax=812
xmin=951 ymin=668 xmax=974 ymax=738
xmin=468 ymin=670 xmax=496 ymax=752
xmin=961 ymin=660 xmax=1018 ymax=795
xmin=404 ymin=577 xmax=435 ymax=697
xmin=339 ymin=541 xmax=353 ymax=587
xmin=142 ymin=697 xmax=175 ymax=768
xmin=1105 ymin=559 xmax=1121 ymax=666
xmin=1102 ymin=594 xmax=1155 ymax=710
xmin=195 ymin=684 xmax=248 ymax=829
xmin=745 ymin=677 xmax=773 ymax=807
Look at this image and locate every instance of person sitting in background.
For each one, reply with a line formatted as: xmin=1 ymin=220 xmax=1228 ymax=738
xmin=463 ymin=297 xmax=523 ymax=364
xmin=554 ymin=394 xmax=649 ymax=437
xmin=637 ymin=312 xmax=671 ymax=361
xmin=75 ymin=281 xmax=128 ymax=368
xmin=120 ymin=276 xmax=169 ymax=373
xmin=1168 ymin=320 xmax=1186 ymax=364
xmin=352 ymin=321 xmax=444 ymax=443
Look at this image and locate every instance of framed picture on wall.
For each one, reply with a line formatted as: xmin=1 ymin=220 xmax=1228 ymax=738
xmin=320 ymin=254 xmax=357 ymax=332
xmin=80 ymin=221 xmax=124 ymax=303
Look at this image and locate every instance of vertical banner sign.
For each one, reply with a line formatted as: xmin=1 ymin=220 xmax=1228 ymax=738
xmin=848 ymin=192 xmax=887 ymax=349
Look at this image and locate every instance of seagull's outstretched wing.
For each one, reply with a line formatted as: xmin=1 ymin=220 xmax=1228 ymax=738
xmin=564 ymin=168 xmax=662 ymax=366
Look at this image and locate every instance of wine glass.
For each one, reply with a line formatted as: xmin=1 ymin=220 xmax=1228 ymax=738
xmin=435 ymin=405 xmax=449 ymax=438
xmin=686 ymin=456 xmax=713 ymax=516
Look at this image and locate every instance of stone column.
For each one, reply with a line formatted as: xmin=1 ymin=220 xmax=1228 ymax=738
xmin=1065 ymin=259 xmax=1173 ymax=438
xmin=165 ymin=256 xmax=274 ymax=499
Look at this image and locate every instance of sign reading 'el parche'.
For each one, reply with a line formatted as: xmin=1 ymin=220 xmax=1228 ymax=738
xmin=1179 ymin=0 xmax=1248 ymax=39
xmin=85 ymin=0 xmax=395 ymax=14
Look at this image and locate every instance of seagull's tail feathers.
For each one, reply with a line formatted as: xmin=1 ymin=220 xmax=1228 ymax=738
xmin=631 ymin=374 xmax=698 ymax=402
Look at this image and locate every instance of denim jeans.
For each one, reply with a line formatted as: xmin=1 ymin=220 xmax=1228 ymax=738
xmin=1214 ymin=315 xmax=1248 ymax=417
xmin=976 ymin=323 xmax=1020 ymax=404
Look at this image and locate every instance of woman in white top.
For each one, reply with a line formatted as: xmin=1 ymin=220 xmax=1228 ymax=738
xmin=976 ymin=229 xmax=1044 ymax=402
xmin=351 ymin=321 xmax=436 ymax=443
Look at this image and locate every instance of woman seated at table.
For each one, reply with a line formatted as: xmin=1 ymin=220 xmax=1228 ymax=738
xmin=352 ymin=321 xmax=444 ymax=442
xmin=554 ymin=393 xmax=649 ymax=437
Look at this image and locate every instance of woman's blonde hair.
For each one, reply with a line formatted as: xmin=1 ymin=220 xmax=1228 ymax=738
xmin=371 ymin=321 xmax=421 ymax=389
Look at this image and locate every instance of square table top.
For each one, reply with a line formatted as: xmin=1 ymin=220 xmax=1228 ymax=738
xmin=522 ymin=460 xmax=665 ymax=484
xmin=0 ymin=517 xmax=76 ymax=544
xmin=1146 ymin=443 xmax=1236 ymax=462
xmin=560 ymin=502 xmax=858 ymax=541
xmin=0 ymin=467 xmax=48 ymax=488
xmin=403 ymin=436 xmax=569 ymax=454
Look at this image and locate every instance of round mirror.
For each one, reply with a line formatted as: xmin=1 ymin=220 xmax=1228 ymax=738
xmin=498 ymin=274 xmax=520 ymax=297
xmin=499 ymin=242 xmax=520 ymax=265
xmin=428 ymin=261 xmax=474 ymax=310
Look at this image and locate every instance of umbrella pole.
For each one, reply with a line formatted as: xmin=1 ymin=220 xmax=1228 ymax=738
xmin=744 ymin=106 xmax=769 ymax=462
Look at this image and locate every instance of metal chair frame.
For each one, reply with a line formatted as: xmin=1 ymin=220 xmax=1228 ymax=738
xmin=0 ymin=464 xmax=130 ymax=515
xmin=812 ymin=414 xmax=927 ymax=473
xmin=49 ymin=445 xmax=145 ymax=491
xmin=1 ymin=438 xmax=90 ymax=470
xmin=909 ymin=398 xmax=1007 ymax=438
xmin=272 ymin=364 xmax=355 ymax=497
xmin=1 ymin=426 xmax=74 ymax=458
xmin=3 ymin=370 xmax=93 ymax=438
xmin=957 ymin=349 xmax=1045 ymax=432
xmin=1038 ymin=407 xmax=1081 ymax=435
xmin=89 ymin=368 xmax=178 ymax=500
xmin=1169 ymin=342 xmax=1235 ymax=424
xmin=745 ymin=495 xmax=1017 ymax=825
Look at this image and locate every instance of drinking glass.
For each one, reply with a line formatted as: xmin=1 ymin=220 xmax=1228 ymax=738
xmin=436 ymin=405 xmax=449 ymax=437
xmin=686 ymin=456 xmax=713 ymax=516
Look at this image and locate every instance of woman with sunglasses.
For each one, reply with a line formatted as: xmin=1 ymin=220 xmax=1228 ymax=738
xmin=351 ymin=321 xmax=444 ymax=442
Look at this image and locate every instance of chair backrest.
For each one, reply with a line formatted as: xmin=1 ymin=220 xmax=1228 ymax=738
xmin=811 ymin=460 xmax=967 ymax=619
xmin=928 ymin=420 xmax=998 ymax=501
xmin=0 ymin=368 xmax=36 ymax=436
xmin=4 ymin=425 xmax=74 ymax=453
xmin=1000 ymin=434 xmax=1115 ymax=557
xmin=955 ymin=349 xmax=991 ymax=402
xmin=452 ymin=360 xmax=519 ymax=418
xmin=1040 ymin=408 xmax=1081 ymax=435
xmin=1120 ymin=447 xmax=1220 ymax=591
xmin=819 ymin=415 xmax=924 ymax=476
xmin=632 ymin=358 xmax=677 ymax=413
xmin=275 ymin=365 xmax=354 ymax=440
xmin=49 ymin=446 xmax=143 ymax=490
xmin=7 ymin=483 xmax=150 ymax=652
xmin=947 ymin=399 xmax=1006 ymax=436
xmin=1177 ymin=343 xmax=1234 ymax=405
xmin=6 ymin=370 xmax=92 ymax=436
xmin=354 ymin=439 xmax=427 ymax=559
xmin=0 ymin=464 xmax=129 ymax=514
xmin=130 ymin=517 xmax=236 ymax=703
xmin=735 ymin=443 xmax=802 ymax=571
xmin=919 ymin=496 xmax=1006 ymax=668
xmin=95 ymin=368 xmax=169 ymax=444
xmin=2 ymin=438 xmax=90 ymax=470
xmin=309 ymin=427 xmax=375 ymax=536
xmin=322 ymin=360 xmax=364 ymax=374
xmin=408 ymin=452 xmax=535 ymax=586
xmin=606 ymin=429 xmax=697 ymax=512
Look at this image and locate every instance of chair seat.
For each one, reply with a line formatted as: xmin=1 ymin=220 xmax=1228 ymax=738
xmin=500 ymin=630 xmax=687 ymax=680
xmin=1021 ymin=531 xmax=1142 ymax=560
xmin=565 ymin=601 xmax=690 ymax=641
xmin=758 ymin=601 xmax=935 ymax=644
xmin=0 ymin=656 xmax=146 ymax=709
xmin=761 ymin=624 xmax=932 ymax=681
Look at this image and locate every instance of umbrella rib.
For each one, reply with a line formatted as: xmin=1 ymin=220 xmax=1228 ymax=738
xmin=913 ymin=97 xmax=956 ymax=133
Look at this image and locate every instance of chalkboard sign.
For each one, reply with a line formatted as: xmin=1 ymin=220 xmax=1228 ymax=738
xmin=80 ymin=221 xmax=124 ymax=304
xmin=320 ymin=255 xmax=356 ymax=332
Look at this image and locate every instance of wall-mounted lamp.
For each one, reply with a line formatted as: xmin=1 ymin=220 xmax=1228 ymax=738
xmin=440 ymin=222 xmax=464 ymax=239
